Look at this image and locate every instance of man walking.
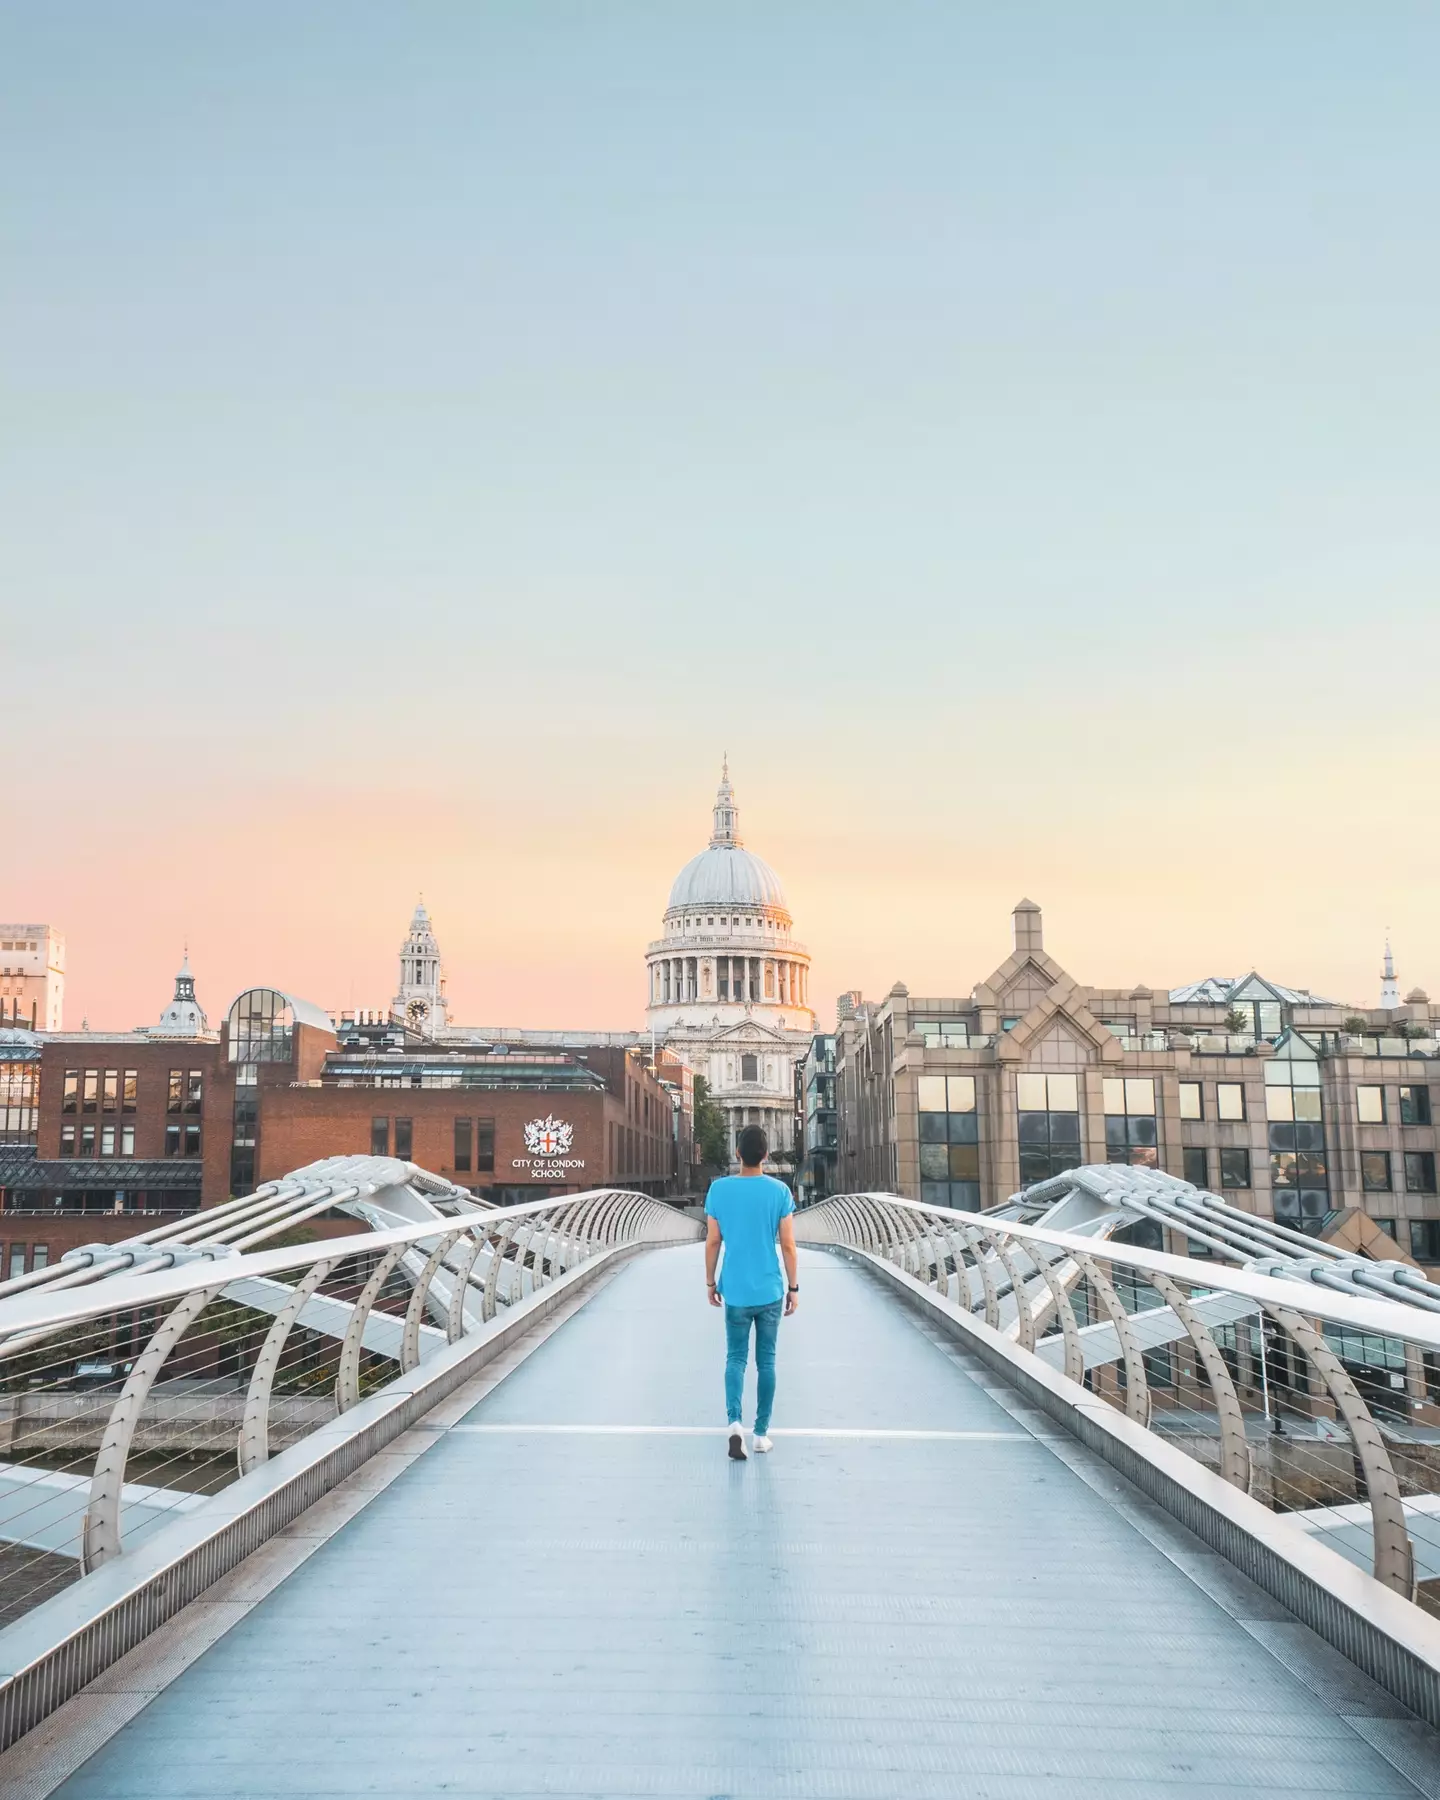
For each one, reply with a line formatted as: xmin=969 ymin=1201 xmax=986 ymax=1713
xmin=705 ymin=1124 xmax=799 ymax=1459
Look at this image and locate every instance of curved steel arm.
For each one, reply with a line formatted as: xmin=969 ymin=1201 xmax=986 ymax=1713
xmin=1149 ymin=1271 xmax=1250 ymax=1492
xmin=981 ymin=1229 xmax=1037 ymax=1353
xmin=84 ymin=1283 xmax=224 ymax=1570
xmin=962 ymin=1225 xmax=1002 ymax=1331
xmin=239 ymin=1259 xmax=336 ymax=1474
xmin=445 ymin=1232 xmax=489 ymax=1343
xmin=1076 ymin=1252 xmax=1151 ymax=1427
xmin=336 ymin=1246 xmax=404 ymax=1412
xmin=402 ymin=1232 xmax=464 ymax=1372
xmin=1264 ymin=1303 xmax=1415 ymax=1596
xmin=1023 ymin=1236 xmax=1083 ymax=1385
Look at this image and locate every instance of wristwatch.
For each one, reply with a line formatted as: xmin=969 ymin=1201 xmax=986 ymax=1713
xmin=787 ymin=1284 xmax=799 ymax=1292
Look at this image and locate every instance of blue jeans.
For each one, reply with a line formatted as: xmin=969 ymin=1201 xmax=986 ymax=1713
xmin=724 ymin=1301 xmax=782 ymax=1435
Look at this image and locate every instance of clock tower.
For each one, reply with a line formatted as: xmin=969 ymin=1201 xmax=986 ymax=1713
xmin=391 ymin=899 xmax=448 ymax=1034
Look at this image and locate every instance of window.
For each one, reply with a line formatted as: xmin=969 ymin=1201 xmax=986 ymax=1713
xmin=454 ymin=1118 xmax=472 ymax=1171
xmin=1372 ymin=1218 xmax=1397 ymax=1243
xmin=1361 ymin=1151 xmax=1392 ymax=1192
xmin=183 ymin=1124 xmax=201 ymax=1157
xmin=1220 ymin=1148 xmax=1251 ymax=1188
xmin=121 ymin=1124 xmax=135 ymax=1156
xmin=1400 ymin=1085 xmax=1432 ymax=1127
xmin=1178 ymin=1082 xmax=1203 ymax=1121
xmin=101 ymin=1125 xmax=116 ymax=1156
xmin=122 ymin=1070 xmax=137 ymax=1113
xmin=1410 ymin=1221 xmax=1440 ymax=1262
xmin=82 ymin=1070 xmax=98 ymax=1114
xmin=168 ymin=1070 xmax=184 ymax=1113
xmin=185 ymin=1070 xmax=203 ymax=1113
xmin=1017 ymin=1073 xmax=1080 ymax=1186
xmin=1405 ymin=1151 xmax=1437 ymax=1194
xmin=1102 ymin=1076 xmax=1158 ymax=1168
xmin=165 ymin=1125 xmax=181 ymax=1156
xmin=1183 ymin=1146 xmax=1209 ymax=1188
xmin=1265 ymin=1060 xmax=1327 ymax=1227
xmin=1216 ymin=1083 xmax=1246 ymax=1121
xmin=60 ymin=1124 xmax=76 ymax=1155
xmin=31 ymin=1246 xmax=47 ymax=1271
xmin=80 ymin=1124 xmax=95 ymax=1157
xmin=741 ymin=1054 xmax=758 ymax=1083
xmin=62 ymin=1070 xmax=78 ymax=1113
xmin=233 ymin=1091 xmax=258 ymax=1148
xmin=1356 ymin=1086 xmax=1386 ymax=1124
xmin=918 ymin=1075 xmax=983 ymax=1207
xmin=371 ymin=1117 xmax=390 ymax=1155
xmin=102 ymin=1069 xmax=119 ymax=1112
xmin=8 ymin=1246 xmax=24 ymax=1280
xmin=230 ymin=1147 xmax=255 ymax=1196
xmin=394 ymin=1118 xmax=413 ymax=1159
xmin=476 ymin=1120 xmax=495 ymax=1173
xmin=916 ymin=1020 xmax=970 ymax=1049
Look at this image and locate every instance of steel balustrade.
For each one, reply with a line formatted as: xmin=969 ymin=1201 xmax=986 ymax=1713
xmin=797 ymin=1191 xmax=1440 ymax=1602
xmin=0 ymin=1182 xmax=696 ymax=1581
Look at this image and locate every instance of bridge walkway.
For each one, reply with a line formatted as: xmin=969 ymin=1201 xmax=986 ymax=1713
xmin=45 ymin=1245 xmax=1436 ymax=1798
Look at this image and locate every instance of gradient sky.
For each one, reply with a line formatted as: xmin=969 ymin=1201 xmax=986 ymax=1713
xmin=4 ymin=5 xmax=1439 ymax=1031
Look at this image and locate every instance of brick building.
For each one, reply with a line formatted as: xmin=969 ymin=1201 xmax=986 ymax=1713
xmin=0 ymin=977 xmax=689 ymax=1272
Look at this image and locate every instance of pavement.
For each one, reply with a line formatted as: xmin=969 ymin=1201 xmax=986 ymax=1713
xmin=39 ymin=1243 xmax=1440 ymax=1798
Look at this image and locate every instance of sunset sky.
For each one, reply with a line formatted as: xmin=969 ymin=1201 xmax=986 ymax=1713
xmin=5 ymin=6 xmax=1439 ymax=1031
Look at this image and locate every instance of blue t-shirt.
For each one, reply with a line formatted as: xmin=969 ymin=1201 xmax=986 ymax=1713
xmin=705 ymin=1173 xmax=795 ymax=1306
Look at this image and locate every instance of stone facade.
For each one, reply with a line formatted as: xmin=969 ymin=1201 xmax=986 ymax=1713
xmin=837 ymin=900 xmax=1440 ymax=1268
xmin=645 ymin=766 xmax=814 ymax=1168
xmin=0 ymin=925 xmax=64 ymax=1032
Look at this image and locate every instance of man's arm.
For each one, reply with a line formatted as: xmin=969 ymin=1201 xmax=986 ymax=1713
xmin=705 ymin=1216 xmax=723 ymax=1306
xmin=779 ymin=1214 xmax=798 ymax=1314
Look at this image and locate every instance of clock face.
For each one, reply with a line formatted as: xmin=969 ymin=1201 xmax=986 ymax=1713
xmin=406 ymin=998 xmax=429 ymax=1027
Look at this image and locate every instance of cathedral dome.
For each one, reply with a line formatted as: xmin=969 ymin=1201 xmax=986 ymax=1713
xmin=664 ymin=763 xmax=789 ymax=918
xmin=668 ymin=845 xmax=787 ymax=912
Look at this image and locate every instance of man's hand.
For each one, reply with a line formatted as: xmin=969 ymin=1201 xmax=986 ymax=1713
xmin=784 ymin=1289 xmax=799 ymax=1317
xmin=707 ymin=1282 xmax=723 ymax=1308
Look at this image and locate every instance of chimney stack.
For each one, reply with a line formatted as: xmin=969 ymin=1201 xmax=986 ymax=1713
xmin=1012 ymin=899 xmax=1043 ymax=957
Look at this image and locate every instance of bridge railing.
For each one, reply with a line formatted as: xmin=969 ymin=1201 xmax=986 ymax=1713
xmin=0 ymin=1181 xmax=694 ymax=1635
xmin=798 ymin=1193 xmax=1440 ymax=1614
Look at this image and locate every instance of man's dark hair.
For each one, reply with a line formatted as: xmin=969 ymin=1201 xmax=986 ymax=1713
xmin=737 ymin=1125 xmax=768 ymax=1168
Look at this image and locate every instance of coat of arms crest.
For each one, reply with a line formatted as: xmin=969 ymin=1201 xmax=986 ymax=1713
xmin=523 ymin=1115 xmax=574 ymax=1158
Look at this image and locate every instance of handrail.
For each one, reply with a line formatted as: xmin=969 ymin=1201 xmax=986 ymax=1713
xmin=798 ymin=1192 xmax=1440 ymax=1603
xmin=0 ymin=1190 xmax=641 ymax=1342
xmin=0 ymin=1180 xmax=700 ymax=1600
xmin=798 ymin=1193 xmax=1440 ymax=1347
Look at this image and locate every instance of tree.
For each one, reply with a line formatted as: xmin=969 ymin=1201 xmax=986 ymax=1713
xmin=692 ymin=1076 xmax=729 ymax=1170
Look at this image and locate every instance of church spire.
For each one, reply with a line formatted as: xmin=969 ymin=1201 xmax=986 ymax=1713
xmin=710 ymin=756 xmax=741 ymax=848
xmin=1381 ymin=932 xmax=1401 ymax=1009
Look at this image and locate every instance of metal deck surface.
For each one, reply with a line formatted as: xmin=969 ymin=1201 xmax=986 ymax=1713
xmin=48 ymin=1245 xmax=1438 ymax=1798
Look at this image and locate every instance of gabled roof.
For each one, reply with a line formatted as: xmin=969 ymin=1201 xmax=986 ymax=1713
xmin=1168 ymin=972 xmax=1337 ymax=1007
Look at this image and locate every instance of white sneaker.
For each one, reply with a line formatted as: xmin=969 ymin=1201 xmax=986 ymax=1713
xmin=752 ymin=1434 xmax=773 ymax=1453
xmin=727 ymin=1422 xmax=748 ymax=1460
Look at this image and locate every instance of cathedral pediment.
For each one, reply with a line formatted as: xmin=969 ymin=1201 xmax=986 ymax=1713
xmin=708 ymin=1018 xmax=790 ymax=1046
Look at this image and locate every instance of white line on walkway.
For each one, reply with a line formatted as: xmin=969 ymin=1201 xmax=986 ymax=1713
xmin=448 ymin=1424 xmax=1029 ymax=1440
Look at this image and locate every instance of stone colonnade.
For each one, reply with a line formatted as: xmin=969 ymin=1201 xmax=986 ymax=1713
xmin=650 ymin=956 xmax=808 ymax=1008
